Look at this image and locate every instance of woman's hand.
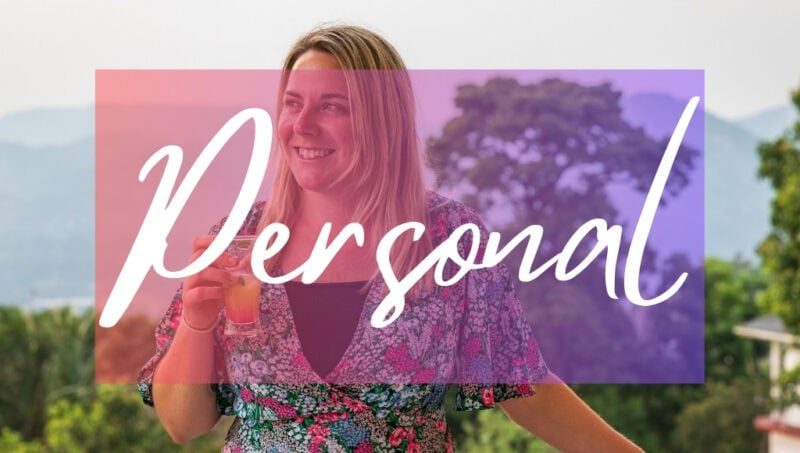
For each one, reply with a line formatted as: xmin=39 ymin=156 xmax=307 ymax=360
xmin=180 ymin=235 xmax=239 ymax=330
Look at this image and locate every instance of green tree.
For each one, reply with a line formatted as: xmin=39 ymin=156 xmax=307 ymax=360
xmin=95 ymin=313 xmax=158 ymax=382
xmin=572 ymin=258 xmax=768 ymax=453
xmin=428 ymin=77 xmax=706 ymax=451
xmin=757 ymin=85 xmax=800 ymax=418
xmin=0 ymin=428 xmax=44 ymax=452
xmin=428 ymin=77 xmax=696 ymax=214
xmin=428 ymin=77 xmax=699 ymax=382
xmin=704 ymin=258 xmax=767 ymax=382
xmin=672 ymin=379 xmax=768 ymax=453
xmin=0 ymin=306 xmax=94 ymax=439
xmin=0 ymin=306 xmax=228 ymax=451
xmin=757 ymin=87 xmax=800 ymax=332
xmin=43 ymin=385 xmax=227 ymax=453
xmin=458 ymin=409 xmax=556 ymax=452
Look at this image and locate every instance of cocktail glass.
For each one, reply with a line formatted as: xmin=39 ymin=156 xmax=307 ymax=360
xmin=223 ymin=235 xmax=262 ymax=336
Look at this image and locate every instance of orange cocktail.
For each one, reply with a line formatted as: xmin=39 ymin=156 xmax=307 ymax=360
xmin=223 ymin=236 xmax=262 ymax=336
xmin=224 ymin=271 xmax=262 ymax=336
xmin=226 ymin=272 xmax=261 ymax=321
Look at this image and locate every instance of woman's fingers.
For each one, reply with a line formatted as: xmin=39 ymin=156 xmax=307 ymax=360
xmin=191 ymin=236 xmax=240 ymax=269
xmin=185 ymin=266 xmax=237 ymax=289
xmin=181 ymin=235 xmax=260 ymax=333
xmin=231 ymin=253 xmax=252 ymax=271
xmin=192 ymin=235 xmax=216 ymax=250
xmin=180 ymin=235 xmax=247 ymax=331
xmin=182 ymin=286 xmax=228 ymax=307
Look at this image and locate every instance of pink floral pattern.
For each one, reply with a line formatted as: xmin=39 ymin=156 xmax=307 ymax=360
xmin=139 ymin=192 xmax=548 ymax=452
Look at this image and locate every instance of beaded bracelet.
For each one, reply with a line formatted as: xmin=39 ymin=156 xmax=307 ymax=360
xmin=181 ymin=311 xmax=219 ymax=333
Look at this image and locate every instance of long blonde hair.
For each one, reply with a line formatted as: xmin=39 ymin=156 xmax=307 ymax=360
xmin=257 ymin=25 xmax=433 ymax=296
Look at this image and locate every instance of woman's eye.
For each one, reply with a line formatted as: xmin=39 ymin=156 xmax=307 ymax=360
xmin=284 ymin=100 xmax=302 ymax=111
xmin=323 ymin=103 xmax=347 ymax=113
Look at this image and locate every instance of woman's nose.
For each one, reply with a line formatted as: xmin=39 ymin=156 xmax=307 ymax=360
xmin=293 ymin=107 xmax=320 ymax=136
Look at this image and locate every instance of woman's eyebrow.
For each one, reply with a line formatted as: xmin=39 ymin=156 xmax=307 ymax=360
xmin=320 ymin=93 xmax=349 ymax=101
xmin=283 ymin=91 xmax=348 ymax=102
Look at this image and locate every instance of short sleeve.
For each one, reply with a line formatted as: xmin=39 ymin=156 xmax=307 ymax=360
xmin=451 ymin=208 xmax=549 ymax=411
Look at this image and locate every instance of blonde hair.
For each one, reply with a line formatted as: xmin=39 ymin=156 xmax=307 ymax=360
xmin=257 ymin=25 xmax=433 ymax=296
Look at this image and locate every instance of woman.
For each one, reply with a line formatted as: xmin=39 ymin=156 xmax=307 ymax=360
xmin=139 ymin=25 xmax=643 ymax=452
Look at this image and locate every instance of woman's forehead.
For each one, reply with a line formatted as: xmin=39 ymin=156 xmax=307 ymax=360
xmin=292 ymin=49 xmax=340 ymax=70
xmin=285 ymin=51 xmax=349 ymax=96
xmin=284 ymin=71 xmax=349 ymax=98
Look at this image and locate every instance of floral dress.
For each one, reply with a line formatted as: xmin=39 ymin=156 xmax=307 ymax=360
xmin=139 ymin=192 xmax=548 ymax=452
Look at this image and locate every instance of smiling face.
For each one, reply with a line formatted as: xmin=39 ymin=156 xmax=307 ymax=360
xmin=277 ymin=50 xmax=355 ymax=197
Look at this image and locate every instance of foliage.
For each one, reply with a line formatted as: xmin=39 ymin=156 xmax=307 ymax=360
xmin=756 ymin=85 xmax=800 ymax=413
xmin=428 ymin=76 xmax=699 ymax=383
xmin=0 ymin=305 xmax=227 ymax=451
xmin=776 ymin=366 xmax=800 ymax=409
xmin=672 ymin=379 xmax=768 ymax=453
xmin=0 ymin=385 xmax=227 ymax=453
xmin=563 ymin=257 xmax=769 ymax=453
xmin=458 ymin=408 xmax=556 ymax=452
xmin=43 ymin=385 xmax=226 ymax=453
xmin=703 ymin=258 xmax=768 ymax=382
xmin=428 ymin=77 xmax=696 ymax=221
xmin=757 ymin=87 xmax=800 ymax=333
xmin=0 ymin=428 xmax=44 ymax=452
xmin=0 ymin=306 xmax=94 ymax=439
xmin=571 ymin=384 xmax=704 ymax=453
xmin=95 ymin=312 xmax=159 ymax=382
xmin=427 ymin=76 xmax=766 ymax=451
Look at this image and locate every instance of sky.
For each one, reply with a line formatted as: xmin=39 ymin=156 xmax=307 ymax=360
xmin=1 ymin=0 xmax=799 ymax=119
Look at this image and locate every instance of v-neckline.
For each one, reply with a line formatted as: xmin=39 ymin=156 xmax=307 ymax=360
xmin=274 ymin=270 xmax=381 ymax=382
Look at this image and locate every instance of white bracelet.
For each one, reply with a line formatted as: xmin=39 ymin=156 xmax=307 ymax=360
xmin=181 ymin=311 xmax=219 ymax=333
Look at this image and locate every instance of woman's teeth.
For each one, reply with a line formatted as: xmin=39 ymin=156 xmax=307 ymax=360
xmin=296 ymin=147 xmax=335 ymax=160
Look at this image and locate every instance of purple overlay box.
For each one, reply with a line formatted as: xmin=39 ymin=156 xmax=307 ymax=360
xmin=95 ymin=70 xmax=704 ymax=385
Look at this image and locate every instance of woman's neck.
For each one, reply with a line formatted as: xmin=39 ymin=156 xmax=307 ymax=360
xmin=296 ymin=190 xmax=358 ymax=231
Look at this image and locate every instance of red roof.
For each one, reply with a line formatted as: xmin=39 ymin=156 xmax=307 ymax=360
xmin=754 ymin=414 xmax=800 ymax=438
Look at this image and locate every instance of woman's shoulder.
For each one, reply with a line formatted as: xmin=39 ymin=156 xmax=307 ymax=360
xmin=426 ymin=190 xmax=484 ymax=228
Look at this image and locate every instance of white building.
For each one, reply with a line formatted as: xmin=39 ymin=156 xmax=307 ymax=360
xmin=735 ymin=315 xmax=800 ymax=452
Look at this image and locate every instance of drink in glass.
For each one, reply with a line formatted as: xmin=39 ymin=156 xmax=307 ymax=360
xmin=223 ymin=235 xmax=262 ymax=336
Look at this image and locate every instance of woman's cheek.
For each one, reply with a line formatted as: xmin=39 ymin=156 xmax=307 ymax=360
xmin=276 ymin=116 xmax=294 ymax=144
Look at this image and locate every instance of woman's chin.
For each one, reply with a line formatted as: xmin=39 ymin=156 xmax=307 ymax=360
xmin=296 ymin=180 xmax=335 ymax=195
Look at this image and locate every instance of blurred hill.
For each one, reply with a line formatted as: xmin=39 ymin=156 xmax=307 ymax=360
xmin=0 ymin=107 xmax=92 ymax=147
xmin=735 ymin=104 xmax=798 ymax=140
xmin=0 ymin=136 xmax=93 ymax=302
xmin=622 ymin=93 xmax=778 ymax=262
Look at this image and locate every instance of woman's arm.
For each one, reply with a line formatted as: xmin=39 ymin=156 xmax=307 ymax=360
xmin=152 ymin=236 xmax=236 ymax=444
xmin=152 ymin=325 xmax=222 ymax=444
xmin=498 ymin=373 xmax=643 ymax=453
